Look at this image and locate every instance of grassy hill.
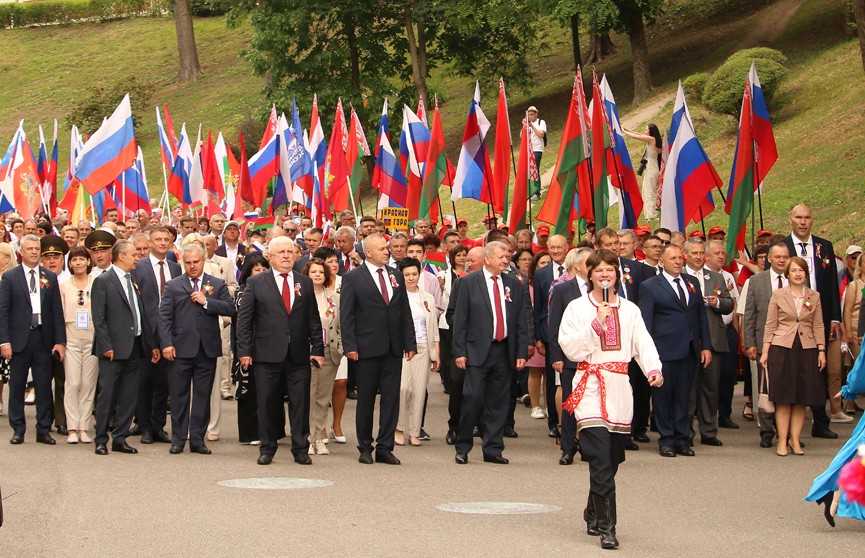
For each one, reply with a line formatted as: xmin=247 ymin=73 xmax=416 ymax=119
xmin=0 ymin=0 xmax=862 ymax=247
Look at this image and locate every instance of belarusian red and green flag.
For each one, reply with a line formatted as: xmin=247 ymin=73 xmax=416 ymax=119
xmin=507 ymin=111 xmax=533 ymax=234
xmin=419 ymin=97 xmax=453 ymax=223
xmin=537 ymin=68 xmax=592 ymax=235
xmin=346 ymin=104 xmax=369 ymax=214
xmin=590 ymin=68 xmax=611 ymax=230
xmin=493 ymin=77 xmax=512 ymax=217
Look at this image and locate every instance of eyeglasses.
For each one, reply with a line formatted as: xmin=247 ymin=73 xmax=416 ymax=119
xmin=659 ymin=240 xmax=671 ymax=245
xmin=77 ymin=290 xmax=85 ymax=306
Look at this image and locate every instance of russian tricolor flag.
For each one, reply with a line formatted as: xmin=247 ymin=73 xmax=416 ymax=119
xmin=117 ymin=146 xmax=150 ymax=216
xmin=372 ymin=99 xmax=408 ymax=208
xmin=660 ymin=82 xmax=722 ymax=232
xmin=749 ymin=61 xmax=778 ymax=184
xmin=156 ymin=106 xmax=176 ymax=172
xmin=168 ymin=123 xmax=194 ymax=205
xmin=401 ymin=104 xmax=431 ymax=215
xmin=599 ymin=76 xmax=643 ymax=228
xmin=452 ymin=82 xmax=493 ymax=205
xmin=74 ymin=94 xmax=137 ymax=195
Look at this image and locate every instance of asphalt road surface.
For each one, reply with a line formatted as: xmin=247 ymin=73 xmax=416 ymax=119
xmin=1 ymin=382 xmax=862 ymax=557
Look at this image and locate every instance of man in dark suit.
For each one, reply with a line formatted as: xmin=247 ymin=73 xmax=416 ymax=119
xmin=783 ymin=204 xmax=841 ymax=439
xmin=237 ymin=236 xmax=324 ymax=465
xmin=532 ymin=234 xmax=570 ymax=438
xmin=683 ymin=238 xmax=733 ymax=446
xmin=335 ymin=226 xmax=364 ymax=275
xmin=91 ymin=240 xmax=160 ymax=455
xmin=340 ymin=233 xmax=416 ymax=465
xmin=131 ymin=226 xmax=181 ymax=444
xmin=0 ymin=235 xmax=66 ymax=445
xmin=549 ymin=247 xmax=593 ymax=464
xmin=597 ymin=228 xmax=656 ymax=448
xmin=452 ymin=241 xmax=529 ymax=464
xmin=159 ymin=243 xmax=235 ymax=455
xmin=215 ymin=220 xmax=246 ymax=268
xmin=639 ymin=243 xmax=712 ymax=457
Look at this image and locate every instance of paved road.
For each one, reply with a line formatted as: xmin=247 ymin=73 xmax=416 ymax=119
xmin=1 ymin=384 xmax=862 ymax=557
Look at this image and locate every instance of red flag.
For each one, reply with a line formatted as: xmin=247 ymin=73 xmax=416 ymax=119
xmin=201 ymin=131 xmax=224 ymax=216
xmin=325 ymin=99 xmax=350 ymax=213
xmin=163 ymin=104 xmax=179 ymax=154
xmin=234 ymin=132 xmax=252 ymax=221
xmin=260 ymin=104 xmax=278 ymax=150
xmin=508 ymin=114 xmax=532 ymax=234
xmin=492 ymin=78 xmax=512 ymax=216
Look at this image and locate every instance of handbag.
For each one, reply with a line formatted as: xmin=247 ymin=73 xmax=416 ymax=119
xmin=757 ymin=361 xmax=774 ymax=414
xmin=0 ymin=356 xmax=9 ymax=384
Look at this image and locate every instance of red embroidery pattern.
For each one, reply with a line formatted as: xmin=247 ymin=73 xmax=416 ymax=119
xmin=600 ymin=308 xmax=621 ymax=351
xmin=563 ymin=361 xmax=630 ymax=422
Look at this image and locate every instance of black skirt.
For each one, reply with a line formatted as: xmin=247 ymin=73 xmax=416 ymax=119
xmin=767 ymin=336 xmax=826 ymax=406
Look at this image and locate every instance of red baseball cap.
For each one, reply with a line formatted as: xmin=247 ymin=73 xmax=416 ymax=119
xmin=634 ymin=225 xmax=652 ymax=236
xmin=689 ymin=230 xmax=706 ymax=239
xmin=708 ymin=226 xmax=726 ymax=236
xmin=442 ymin=218 xmax=453 ymax=227
xmin=537 ymin=225 xmax=551 ymax=236
xmin=456 ymin=218 xmax=468 ymax=225
xmin=757 ymin=229 xmax=773 ymax=237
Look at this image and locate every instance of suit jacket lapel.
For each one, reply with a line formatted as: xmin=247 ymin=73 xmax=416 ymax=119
xmin=658 ymin=275 xmax=685 ymax=309
xmin=479 ymin=272 xmax=494 ymax=320
xmin=363 ymin=265 xmax=390 ymax=307
xmin=110 ymin=270 xmax=132 ymax=311
xmin=265 ymin=271 xmax=290 ymax=317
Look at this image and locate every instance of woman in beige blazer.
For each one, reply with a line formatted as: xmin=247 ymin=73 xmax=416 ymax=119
xmin=396 ymin=257 xmax=440 ymax=446
xmin=760 ymin=257 xmax=826 ymax=456
xmin=305 ymin=257 xmax=342 ymax=455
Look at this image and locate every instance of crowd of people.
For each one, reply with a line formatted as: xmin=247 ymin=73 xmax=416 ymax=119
xmin=1 ymin=201 xmax=864 ymax=548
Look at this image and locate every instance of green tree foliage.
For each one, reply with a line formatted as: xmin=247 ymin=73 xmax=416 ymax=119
xmin=703 ymin=50 xmax=788 ymax=115
xmin=682 ymin=72 xmax=710 ymax=103
xmin=67 ymin=76 xmax=154 ymax=136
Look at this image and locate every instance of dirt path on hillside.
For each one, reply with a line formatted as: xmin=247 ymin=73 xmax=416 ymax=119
xmin=540 ymin=0 xmax=806 ymax=187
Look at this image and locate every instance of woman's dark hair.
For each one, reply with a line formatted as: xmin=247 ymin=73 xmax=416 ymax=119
xmin=67 ymin=246 xmax=92 ymax=274
xmin=239 ymin=252 xmax=269 ymax=286
xmin=448 ymin=244 xmax=468 ymax=268
xmin=303 ymin=257 xmax=332 ymax=287
xmin=586 ymin=249 xmax=622 ymax=292
xmin=647 ymin=123 xmax=662 ymax=149
xmin=399 ymin=257 xmax=422 ymax=275
xmin=312 ymin=246 xmax=338 ymax=261
xmin=0 ymin=226 xmax=7 ymax=242
xmin=512 ymin=247 xmax=533 ymax=267
xmin=528 ymin=250 xmax=550 ymax=283
xmin=165 ymin=225 xmax=178 ymax=241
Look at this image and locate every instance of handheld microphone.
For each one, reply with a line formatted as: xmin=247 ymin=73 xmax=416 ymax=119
xmin=600 ymin=280 xmax=610 ymax=303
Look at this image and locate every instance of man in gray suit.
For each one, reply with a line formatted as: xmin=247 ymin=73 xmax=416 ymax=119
xmin=91 ymin=240 xmax=160 ymax=456
xmin=683 ymin=238 xmax=733 ymax=446
xmin=743 ymin=241 xmax=790 ymax=448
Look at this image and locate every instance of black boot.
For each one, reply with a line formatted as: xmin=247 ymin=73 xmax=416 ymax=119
xmin=583 ymin=495 xmax=599 ymax=536
xmin=592 ymin=493 xmax=619 ymax=549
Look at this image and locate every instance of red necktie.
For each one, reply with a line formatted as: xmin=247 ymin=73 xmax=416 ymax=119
xmin=777 ymin=275 xmax=782 ymax=290
xmin=377 ymin=268 xmax=390 ymax=304
xmin=492 ymin=276 xmax=505 ymax=341
xmin=280 ymin=273 xmax=292 ymax=314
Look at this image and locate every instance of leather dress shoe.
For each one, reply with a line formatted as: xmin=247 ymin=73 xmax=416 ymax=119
xmin=169 ymin=445 xmax=184 ymax=454
xmin=503 ymin=426 xmax=518 ymax=438
xmin=375 ymin=450 xmax=401 ymax=465
xmin=759 ymin=434 xmax=774 ymax=448
xmin=111 ymin=442 xmax=138 ymax=454
xmin=140 ymin=431 xmax=154 ymax=444
xmin=483 ymin=454 xmax=509 ymax=465
xmin=548 ymin=428 xmax=559 ymax=439
xmin=257 ymin=453 xmax=273 ymax=465
xmin=128 ymin=424 xmax=141 ymax=436
xmin=624 ymin=439 xmax=640 ymax=451
xmin=700 ymin=437 xmax=723 ymax=447
xmin=472 ymin=426 xmax=483 ymax=438
xmin=445 ymin=431 xmax=457 ymax=445
xmin=559 ymin=450 xmax=576 ymax=465
xmin=675 ymin=445 xmax=695 ymax=456
xmin=294 ymin=454 xmax=312 ymax=465
xmin=152 ymin=431 xmax=171 ymax=443
xmin=455 ymin=453 xmax=468 ymax=464
xmin=346 ymin=389 xmax=358 ymax=400
xmin=658 ymin=445 xmax=676 ymax=458
xmin=95 ymin=444 xmax=108 ymax=455
xmin=190 ymin=445 xmax=212 ymax=455
xmin=633 ymin=432 xmax=650 ymax=443
xmin=10 ymin=432 xmax=24 ymax=445
xmin=358 ymin=451 xmax=374 ymax=464
xmin=688 ymin=437 xmax=694 ymax=447
xmin=36 ymin=432 xmax=56 ymax=445
xmin=718 ymin=417 xmax=740 ymax=429
xmin=812 ymin=427 xmax=839 ymax=439
xmin=56 ymin=425 xmax=68 ymax=435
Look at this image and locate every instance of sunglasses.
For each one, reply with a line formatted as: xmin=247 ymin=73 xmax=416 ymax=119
xmin=77 ymin=290 xmax=86 ymax=306
xmin=660 ymin=240 xmax=671 ymax=245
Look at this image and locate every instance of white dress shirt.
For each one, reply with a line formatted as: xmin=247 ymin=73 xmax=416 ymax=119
xmin=364 ymin=260 xmax=393 ymax=300
xmin=149 ymin=254 xmax=169 ymax=298
xmin=662 ymin=270 xmax=689 ymax=305
xmin=792 ymin=234 xmax=816 ymax=288
xmin=272 ymin=268 xmax=297 ymax=308
xmin=482 ymin=267 xmax=508 ymax=339
xmin=553 ymin=260 xmax=567 ymax=281
xmin=112 ymin=264 xmax=142 ymax=336
xmin=23 ymin=263 xmax=42 ymax=323
xmin=770 ymin=268 xmax=788 ymax=292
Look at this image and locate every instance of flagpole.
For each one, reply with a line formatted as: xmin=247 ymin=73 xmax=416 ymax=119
xmin=122 ymin=172 xmax=127 ymax=219
xmin=699 ymin=206 xmax=706 ymax=237
xmin=753 ymin=143 xmax=764 ymax=231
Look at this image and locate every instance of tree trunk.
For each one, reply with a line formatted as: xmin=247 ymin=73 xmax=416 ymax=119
xmin=173 ymin=0 xmax=201 ymax=83
xmin=416 ymin=15 xmax=429 ymax=92
xmin=345 ymin=21 xmax=361 ymax=93
xmin=627 ymin=15 xmax=652 ymax=104
xmin=570 ymin=13 xmax=582 ymax=70
xmin=404 ymin=7 xmax=429 ymax=110
xmin=854 ymin=0 xmax=865 ymax=75
xmin=584 ymin=33 xmax=615 ymax=65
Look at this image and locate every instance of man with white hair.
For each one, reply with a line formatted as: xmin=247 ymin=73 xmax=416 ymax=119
xmin=335 ymin=226 xmax=363 ymax=275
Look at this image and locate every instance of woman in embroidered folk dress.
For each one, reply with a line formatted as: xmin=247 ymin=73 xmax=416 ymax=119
xmin=558 ymin=249 xmax=663 ymax=550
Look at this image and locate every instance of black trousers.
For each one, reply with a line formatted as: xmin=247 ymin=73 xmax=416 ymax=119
xmin=137 ymin=354 xmax=170 ymax=435
xmin=447 ymin=363 xmax=466 ymax=433
xmin=628 ymin=359 xmax=651 ymax=435
xmin=653 ymin=354 xmax=696 ymax=447
xmin=256 ymin=354 xmax=310 ymax=456
xmin=354 ymin=354 xmax=401 ymax=454
xmin=7 ymin=329 xmax=53 ymax=435
xmin=168 ymin=346 xmax=216 ymax=447
xmin=94 ymin=338 xmax=143 ymax=446
xmin=561 ymin=367 xmax=578 ymax=453
xmin=236 ymin=367 xmax=261 ymax=444
xmin=718 ymin=326 xmax=739 ymax=419
xmin=579 ymin=427 xmax=626 ymax=500
xmin=544 ymin=347 xmax=559 ymax=430
xmin=439 ymin=328 xmax=452 ymax=389
xmin=456 ymin=341 xmax=510 ymax=456
xmin=52 ymin=358 xmax=65 ymax=429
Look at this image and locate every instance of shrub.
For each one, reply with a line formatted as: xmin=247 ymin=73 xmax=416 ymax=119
xmin=726 ymin=47 xmax=788 ymax=67
xmin=67 ymin=76 xmax=155 ymax=136
xmin=682 ymin=72 xmax=710 ymax=103
xmin=703 ymin=56 xmax=788 ymax=115
xmin=0 ymin=1 xmax=169 ymax=29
